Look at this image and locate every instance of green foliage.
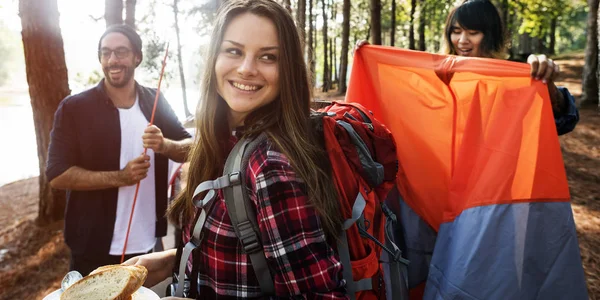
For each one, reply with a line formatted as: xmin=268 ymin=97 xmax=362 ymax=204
xmin=74 ymin=70 xmax=103 ymax=88
xmin=349 ymin=0 xmax=370 ymax=43
xmin=555 ymin=0 xmax=588 ymax=53
xmin=137 ymin=0 xmax=176 ymax=85
xmin=188 ymin=0 xmax=224 ymax=39
xmin=515 ymin=0 xmax=563 ymax=37
xmin=142 ymin=31 xmax=168 ymax=74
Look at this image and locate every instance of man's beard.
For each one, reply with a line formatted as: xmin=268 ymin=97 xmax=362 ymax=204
xmin=103 ymin=64 xmax=135 ymax=88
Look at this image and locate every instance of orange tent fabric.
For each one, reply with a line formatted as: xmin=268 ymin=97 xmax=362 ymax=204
xmin=346 ymin=45 xmax=570 ymax=231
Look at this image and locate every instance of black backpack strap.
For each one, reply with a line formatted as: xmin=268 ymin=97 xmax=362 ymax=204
xmin=381 ymin=186 xmax=410 ymax=300
xmin=381 ymin=201 xmax=410 ymax=300
xmin=223 ymin=132 xmax=275 ymax=295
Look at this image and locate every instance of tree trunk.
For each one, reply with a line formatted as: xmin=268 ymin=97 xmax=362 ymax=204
xmin=582 ymin=0 xmax=599 ymax=105
xmin=314 ymin=24 xmax=318 ymax=78
xmin=283 ymin=0 xmax=291 ymax=12
xmin=370 ymin=0 xmax=382 ymax=45
xmin=125 ymin=0 xmax=136 ymax=27
xmin=173 ymin=0 xmax=191 ymax=118
xmin=333 ymin=37 xmax=338 ymax=82
xmin=105 ymin=0 xmax=123 ymax=28
xmin=549 ymin=17 xmax=557 ymax=55
xmin=297 ymin=0 xmax=306 ymax=50
xmin=500 ymin=0 xmax=509 ymax=25
xmin=432 ymin=2 xmax=439 ymax=51
xmin=308 ymin=0 xmax=315 ymax=86
xmin=409 ymin=0 xmax=416 ymax=50
xmin=598 ymin=0 xmax=600 ymax=108
xmin=518 ymin=32 xmax=535 ymax=59
xmin=19 ymin=0 xmax=70 ymax=225
xmin=391 ymin=0 xmax=396 ymax=46
xmin=330 ymin=0 xmax=337 ymax=83
xmin=536 ymin=24 xmax=546 ymax=54
xmin=338 ymin=0 xmax=350 ymax=94
xmin=418 ymin=0 xmax=426 ymax=51
xmin=321 ymin=0 xmax=330 ymax=92
xmin=330 ymin=38 xmax=334 ymax=85
xmin=507 ymin=4 xmax=514 ymax=57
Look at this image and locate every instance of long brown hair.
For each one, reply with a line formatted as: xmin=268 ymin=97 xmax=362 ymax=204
xmin=168 ymin=0 xmax=341 ymax=239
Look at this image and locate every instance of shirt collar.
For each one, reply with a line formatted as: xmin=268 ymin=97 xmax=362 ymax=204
xmin=95 ymin=78 xmax=141 ymax=108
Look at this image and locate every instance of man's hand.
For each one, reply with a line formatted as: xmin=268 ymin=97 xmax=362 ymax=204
xmin=120 ymin=154 xmax=151 ymax=186
xmin=143 ymin=124 xmax=193 ymax=162
xmin=143 ymin=125 xmax=166 ymax=154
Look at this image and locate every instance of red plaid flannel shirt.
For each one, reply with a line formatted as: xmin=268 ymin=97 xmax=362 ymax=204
xmin=183 ymin=136 xmax=347 ymax=299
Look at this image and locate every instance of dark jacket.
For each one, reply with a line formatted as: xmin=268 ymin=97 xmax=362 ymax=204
xmin=46 ymin=80 xmax=191 ymax=256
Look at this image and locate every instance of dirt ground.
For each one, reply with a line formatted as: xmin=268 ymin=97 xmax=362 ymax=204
xmin=0 ymin=55 xmax=598 ymax=300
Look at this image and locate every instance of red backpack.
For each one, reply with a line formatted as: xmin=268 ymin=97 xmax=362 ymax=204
xmin=172 ymin=102 xmax=409 ymax=299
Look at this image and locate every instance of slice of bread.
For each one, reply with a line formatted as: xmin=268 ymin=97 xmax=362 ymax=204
xmin=91 ymin=265 xmax=148 ymax=283
xmin=60 ymin=265 xmax=147 ymax=300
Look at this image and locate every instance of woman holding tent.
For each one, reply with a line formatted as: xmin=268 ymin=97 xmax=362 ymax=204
xmin=442 ymin=0 xmax=579 ymax=135
xmin=123 ymin=0 xmax=348 ymax=298
xmin=356 ymin=0 xmax=578 ymax=135
xmin=354 ymin=1 xmax=582 ymax=299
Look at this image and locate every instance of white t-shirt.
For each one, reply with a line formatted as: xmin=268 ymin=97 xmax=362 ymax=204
xmin=110 ymin=95 xmax=157 ymax=255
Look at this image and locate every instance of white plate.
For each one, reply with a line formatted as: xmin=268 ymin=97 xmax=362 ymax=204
xmin=43 ymin=286 xmax=160 ymax=300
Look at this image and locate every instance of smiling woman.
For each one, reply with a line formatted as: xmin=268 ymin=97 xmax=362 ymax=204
xmin=442 ymin=0 xmax=505 ymax=58
xmin=122 ymin=0 xmax=348 ymax=298
xmin=215 ymin=13 xmax=281 ymax=128
xmin=442 ymin=0 xmax=579 ymax=135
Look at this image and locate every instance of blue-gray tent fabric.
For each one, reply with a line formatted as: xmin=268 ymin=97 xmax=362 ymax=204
xmin=423 ymin=202 xmax=588 ymax=300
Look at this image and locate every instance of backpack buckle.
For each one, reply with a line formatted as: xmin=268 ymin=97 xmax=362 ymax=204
xmin=238 ymin=220 xmax=262 ymax=254
xmin=229 ymin=171 xmax=240 ymax=185
xmin=381 ymin=203 xmax=397 ymax=223
xmin=393 ymin=250 xmax=411 ymax=266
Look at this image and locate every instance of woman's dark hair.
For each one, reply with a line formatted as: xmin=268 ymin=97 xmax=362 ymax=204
xmin=443 ymin=0 xmax=507 ymax=58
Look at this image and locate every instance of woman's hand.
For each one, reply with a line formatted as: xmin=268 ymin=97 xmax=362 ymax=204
xmin=122 ymin=249 xmax=177 ymax=288
xmin=353 ymin=39 xmax=370 ymax=55
xmin=527 ymin=54 xmax=566 ymax=114
xmin=527 ymin=54 xmax=560 ymax=84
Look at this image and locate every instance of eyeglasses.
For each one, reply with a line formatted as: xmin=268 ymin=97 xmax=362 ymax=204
xmin=99 ymin=47 xmax=132 ymax=60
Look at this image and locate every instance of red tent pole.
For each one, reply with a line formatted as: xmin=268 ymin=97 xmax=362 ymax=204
xmin=121 ymin=44 xmax=170 ymax=263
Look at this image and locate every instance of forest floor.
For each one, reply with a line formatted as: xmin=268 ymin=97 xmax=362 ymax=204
xmin=0 ymin=53 xmax=598 ymax=300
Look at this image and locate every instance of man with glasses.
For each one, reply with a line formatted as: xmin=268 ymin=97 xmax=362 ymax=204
xmin=46 ymin=24 xmax=192 ymax=276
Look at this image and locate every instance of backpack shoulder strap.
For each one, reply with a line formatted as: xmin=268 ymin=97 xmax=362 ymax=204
xmin=223 ymin=132 xmax=275 ymax=295
xmin=173 ymin=134 xmax=272 ymax=297
xmin=174 ymin=180 xmax=222 ymax=297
